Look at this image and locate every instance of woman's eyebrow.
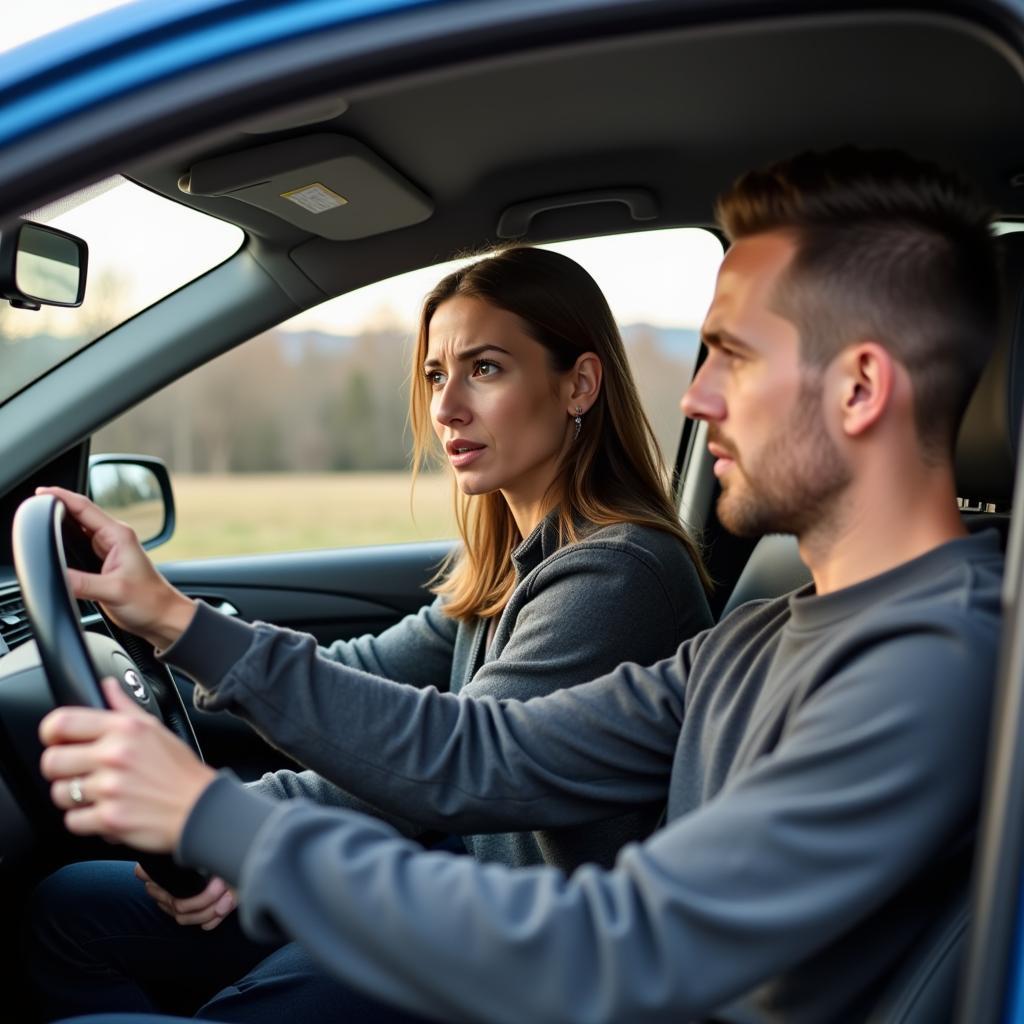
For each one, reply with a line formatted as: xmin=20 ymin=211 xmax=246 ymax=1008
xmin=423 ymin=344 xmax=512 ymax=368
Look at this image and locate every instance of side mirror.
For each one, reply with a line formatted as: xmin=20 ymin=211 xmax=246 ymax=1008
xmin=87 ymin=455 xmax=176 ymax=551
xmin=0 ymin=220 xmax=88 ymax=310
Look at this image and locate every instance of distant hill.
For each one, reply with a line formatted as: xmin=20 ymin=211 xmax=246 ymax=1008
xmin=620 ymin=323 xmax=701 ymax=355
xmin=279 ymin=323 xmax=700 ymax=361
xmin=277 ymin=329 xmax=357 ymax=364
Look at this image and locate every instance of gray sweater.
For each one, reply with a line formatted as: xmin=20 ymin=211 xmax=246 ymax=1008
xmin=211 ymin=514 xmax=711 ymax=871
xmin=170 ymin=529 xmax=1003 ymax=1024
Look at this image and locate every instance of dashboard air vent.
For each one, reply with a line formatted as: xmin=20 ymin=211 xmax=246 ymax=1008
xmin=0 ymin=590 xmax=32 ymax=653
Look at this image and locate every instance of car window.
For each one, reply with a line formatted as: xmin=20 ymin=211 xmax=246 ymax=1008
xmin=0 ymin=176 xmax=243 ymax=406
xmin=93 ymin=228 xmax=722 ymax=559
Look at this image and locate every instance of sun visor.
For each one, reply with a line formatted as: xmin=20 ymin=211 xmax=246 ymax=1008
xmin=180 ymin=135 xmax=432 ymax=240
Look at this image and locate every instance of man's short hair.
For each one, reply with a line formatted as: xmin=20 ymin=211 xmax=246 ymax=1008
xmin=715 ymin=147 xmax=1000 ymax=462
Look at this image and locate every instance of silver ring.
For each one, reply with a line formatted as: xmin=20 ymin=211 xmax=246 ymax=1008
xmin=68 ymin=778 xmax=86 ymax=806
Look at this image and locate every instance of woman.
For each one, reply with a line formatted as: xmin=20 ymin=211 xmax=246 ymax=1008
xmin=31 ymin=246 xmax=712 ymax=1022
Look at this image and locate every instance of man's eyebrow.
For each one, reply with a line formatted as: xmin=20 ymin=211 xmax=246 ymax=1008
xmin=423 ymin=344 xmax=512 ymax=368
xmin=701 ymin=328 xmax=753 ymax=352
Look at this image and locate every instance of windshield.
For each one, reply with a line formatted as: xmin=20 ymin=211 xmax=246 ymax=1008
xmin=0 ymin=176 xmax=243 ymax=406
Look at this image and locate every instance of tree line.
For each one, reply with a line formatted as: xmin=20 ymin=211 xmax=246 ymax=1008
xmin=93 ymin=322 xmax=698 ymax=475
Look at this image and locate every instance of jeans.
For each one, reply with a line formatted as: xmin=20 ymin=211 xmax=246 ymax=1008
xmin=31 ymin=861 xmax=442 ymax=1024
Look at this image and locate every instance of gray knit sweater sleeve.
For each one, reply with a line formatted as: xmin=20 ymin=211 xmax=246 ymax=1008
xmin=317 ymin=594 xmax=458 ymax=685
xmin=178 ymin=606 xmax=991 ymax=1023
xmin=245 ymin=597 xmax=456 ymax=822
xmin=168 ymin=523 xmax=710 ymax=865
xmin=170 ymin=532 xmax=1002 ymax=1022
xmin=170 ymin=611 xmax=691 ymax=832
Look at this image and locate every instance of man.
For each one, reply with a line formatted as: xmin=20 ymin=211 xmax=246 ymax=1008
xmin=39 ymin=147 xmax=1004 ymax=1022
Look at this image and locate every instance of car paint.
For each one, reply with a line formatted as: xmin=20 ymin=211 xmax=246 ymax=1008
xmin=0 ymin=0 xmax=438 ymax=145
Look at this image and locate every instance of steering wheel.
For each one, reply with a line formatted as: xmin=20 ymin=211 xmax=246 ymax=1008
xmin=12 ymin=493 xmax=208 ymax=896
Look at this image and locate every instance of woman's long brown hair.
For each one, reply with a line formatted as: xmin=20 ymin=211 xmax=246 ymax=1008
xmin=410 ymin=246 xmax=709 ymax=621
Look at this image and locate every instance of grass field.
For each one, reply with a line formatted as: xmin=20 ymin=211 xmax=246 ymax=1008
xmin=148 ymin=473 xmax=457 ymax=562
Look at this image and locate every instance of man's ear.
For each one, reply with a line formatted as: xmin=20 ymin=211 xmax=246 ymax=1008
xmin=567 ymin=352 xmax=602 ymax=414
xmin=834 ymin=342 xmax=895 ymax=438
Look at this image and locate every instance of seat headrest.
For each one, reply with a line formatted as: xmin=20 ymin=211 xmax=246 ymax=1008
xmin=954 ymin=231 xmax=1024 ymax=505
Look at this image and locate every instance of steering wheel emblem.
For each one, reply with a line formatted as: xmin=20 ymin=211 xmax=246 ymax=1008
xmin=123 ymin=669 xmax=147 ymax=701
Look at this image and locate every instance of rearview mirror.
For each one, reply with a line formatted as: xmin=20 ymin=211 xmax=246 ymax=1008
xmin=0 ymin=220 xmax=88 ymax=310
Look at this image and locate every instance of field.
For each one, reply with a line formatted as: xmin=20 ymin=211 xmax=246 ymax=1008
xmin=146 ymin=473 xmax=457 ymax=562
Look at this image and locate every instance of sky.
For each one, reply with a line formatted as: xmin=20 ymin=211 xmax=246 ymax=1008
xmin=286 ymin=228 xmax=722 ymax=336
xmin=1 ymin=2 xmax=138 ymax=53
xmin=4 ymin=2 xmax=723 ymax=336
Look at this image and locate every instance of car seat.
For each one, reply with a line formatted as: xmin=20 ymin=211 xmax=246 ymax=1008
xmin=714 ymin=230 xmax=1024 ymax=1021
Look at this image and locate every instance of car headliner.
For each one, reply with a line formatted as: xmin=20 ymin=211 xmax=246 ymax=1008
xmin=134 ymin=7 xmax=1024 ymax=297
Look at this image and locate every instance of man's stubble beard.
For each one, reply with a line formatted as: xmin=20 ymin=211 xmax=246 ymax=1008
xmin=716 ymin=378 xmax=852 ymax=540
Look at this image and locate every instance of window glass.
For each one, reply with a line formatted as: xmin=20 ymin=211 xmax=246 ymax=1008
xmin=0 ymin=177 xmax=243 ymax=405
xmin=94 ymin=228 xmax=722 ymax=559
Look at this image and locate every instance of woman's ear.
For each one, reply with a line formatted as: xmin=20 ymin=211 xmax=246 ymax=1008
xmin=567 ymin=353 xmax=602 ymax=414
xmin=835 ymin=341 xmax=894 ymax=438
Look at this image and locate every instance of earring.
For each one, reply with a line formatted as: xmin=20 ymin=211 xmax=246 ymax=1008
xmin=573 ymin=405 xmax=583 ymax=441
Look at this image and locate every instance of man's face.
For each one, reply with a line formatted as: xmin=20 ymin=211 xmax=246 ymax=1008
xmin=681 ymin=231 xmax=851 ymax=538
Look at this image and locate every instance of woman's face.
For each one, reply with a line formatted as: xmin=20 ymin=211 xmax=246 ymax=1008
xmin=425 ymin=295 xmax=575 ymax=508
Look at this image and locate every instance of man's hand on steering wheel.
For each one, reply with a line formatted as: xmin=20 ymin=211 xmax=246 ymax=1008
xmin=34 ymin=486 xmax=197 ymax=651
xmin=16 ymin=490 xmax=213 ymax=896
xmin=39 ymin=677 xmax=216 ymax=853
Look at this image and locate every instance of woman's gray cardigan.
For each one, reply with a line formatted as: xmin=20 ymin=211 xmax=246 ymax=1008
xmin=217 ymin=513 xmax=713 ymax=872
